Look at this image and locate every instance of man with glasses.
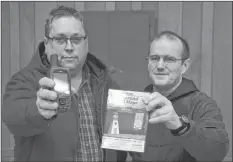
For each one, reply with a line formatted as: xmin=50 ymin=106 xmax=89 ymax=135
xmin=119 ymin=31 xmax=229 ymax=161
xmin=2 ymin=6 xmax=123 ymax=162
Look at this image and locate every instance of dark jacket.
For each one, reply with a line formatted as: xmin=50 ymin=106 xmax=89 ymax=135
xmin=120 ymin=78 xmax=229 ymax=161
xmin=2 ymin=42 xmax=120 ymax=161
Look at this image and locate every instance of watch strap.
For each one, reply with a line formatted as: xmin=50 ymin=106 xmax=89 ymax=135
xmin=171 ymin=115 xmax=190 ymax=136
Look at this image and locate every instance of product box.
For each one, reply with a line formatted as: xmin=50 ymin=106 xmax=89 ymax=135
xmin=101 ymin=89 xmax=150 ymax=153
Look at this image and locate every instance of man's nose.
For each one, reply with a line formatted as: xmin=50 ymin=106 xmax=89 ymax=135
xmin=64 ymin=39 xmax=74 ymax=53
xmin=157 ymin=58 xmax=166 ymax=69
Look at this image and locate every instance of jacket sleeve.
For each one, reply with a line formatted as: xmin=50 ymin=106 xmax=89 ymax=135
xmin=174 ymin=93 xmax=229 ymax=161
xmin=2 ymin=72 xmax=51 ymax=137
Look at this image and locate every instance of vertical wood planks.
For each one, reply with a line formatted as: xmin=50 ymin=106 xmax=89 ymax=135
xmin=1 ymin=1 xmax=11 ymax=90
xmin=19 ymin=2 xmax=35 ymax=68
xmin=9 ymin=2 xmax=20 ymax=76
xmin=105 ymin=2 xmax=115 ymax=11
xmin=142 ymin=1 xmax=158 ymax=40
xmin=115 ymin=2 xmax=131 ymax=11
xmin=57 ymin=1 xmax=75 ymax=7
xmin=212 ymin=2 xmax=232 ymax=158
xmin=142 ymin=1 xmax=158 ymax=11
xmin=1 ymin=1 xmax=11 ymax=155
xmin=35 ymin=2 xmax=57 ymax=46
xmin=200 ymin=2 xmax=214 ymax=96
xmin=158 ymin=2 xmax=183 ymax=36
xmin=75 ymin=2 xmax=85 ymax=11
xmin=132 ymin=2 xmax=142 ymax=11
xmin=182 ymin=2 xmax=202 ymax=89
xmin=84 ymin=2 xmax=105 ymax=11
xmin=9 ymin=2 xmax=20 ymax=150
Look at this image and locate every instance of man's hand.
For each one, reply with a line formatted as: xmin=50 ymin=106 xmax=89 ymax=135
xmin=143 ymin=92 xmax=182 ymax=130
xmin=36 ymin=77 xmax=58 ymax=119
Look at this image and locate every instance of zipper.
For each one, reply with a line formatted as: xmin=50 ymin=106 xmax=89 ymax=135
xmin=100 ymin=84 xmax=105 ymax=135
xmin=99 ymin=81 xmax=107 ymax=162
xmin=71 ymin=94 xmax=79 ymax=162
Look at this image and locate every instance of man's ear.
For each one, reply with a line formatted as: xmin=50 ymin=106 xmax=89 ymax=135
xmin=44 ymin=37 xmax=49 ymax=55
xmin=181 ymin=58 xmax=191 ymax=75
xmin=85 ymin=37 xmax=89 ymax=52
xmin=44 ymin=37 xmax=49 ymax=45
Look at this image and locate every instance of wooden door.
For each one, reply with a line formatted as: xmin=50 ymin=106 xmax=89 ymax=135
xmin=108 ymin=12 xmax=152 ymax=91
xmin=82 ymin=11 xmax=156 ymax=91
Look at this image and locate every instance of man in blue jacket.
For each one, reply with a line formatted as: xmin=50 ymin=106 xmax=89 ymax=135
xmin=2 ymin=6 xmax=122 ymax=161
xmin=119 ymin=31 xmax=229 ymax=161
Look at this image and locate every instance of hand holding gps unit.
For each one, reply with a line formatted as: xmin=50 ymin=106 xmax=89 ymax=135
xmin=49 ymin=54 xmax=72 ymax=113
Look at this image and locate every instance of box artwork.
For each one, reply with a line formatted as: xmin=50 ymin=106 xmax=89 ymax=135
xmin=101 ymin=89 xmax=150 ymax=153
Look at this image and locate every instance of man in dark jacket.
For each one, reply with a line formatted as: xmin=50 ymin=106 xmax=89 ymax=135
xmin=119 ymin=31 xmax=229 ymax=161
xmin=2 ymin=6 xmax=121 ymax=161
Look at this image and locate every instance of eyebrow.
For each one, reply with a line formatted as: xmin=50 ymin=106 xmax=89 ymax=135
xmin=54 ymin=33 xmax=86 ymax=37
xmin=149 ymin=53 xmax=170 ymax=56
xmin=149 ymin=54 xmax=177 ymax=58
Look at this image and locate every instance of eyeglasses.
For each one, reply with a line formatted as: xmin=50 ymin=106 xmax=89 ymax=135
xmin=146 ymin=55 xmax=187 ymax=65
xmin=47 ymin=36 xmax=86 ymax=46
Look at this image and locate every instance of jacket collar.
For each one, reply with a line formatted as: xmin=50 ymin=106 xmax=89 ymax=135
xmin=144 ymin=78 xmax=199 ymax=101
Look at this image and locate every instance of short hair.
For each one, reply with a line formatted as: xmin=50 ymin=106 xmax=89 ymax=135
xmin=45 ymin=6 xmax=86 ymax=37
xmin=152 ymin=31 xmax=190 ymax=60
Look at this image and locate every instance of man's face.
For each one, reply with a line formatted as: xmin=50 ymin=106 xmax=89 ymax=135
xmin=148 ymin=37 xmax=189 ymax=90
xmin=44 ymin=16 xmax=88 ymax=71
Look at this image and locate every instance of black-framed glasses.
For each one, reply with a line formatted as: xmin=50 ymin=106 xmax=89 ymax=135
xmin=146 ymin=55 xmax=187 ymax=65
xmin=47 ymin=36 xmax=86 ymax=46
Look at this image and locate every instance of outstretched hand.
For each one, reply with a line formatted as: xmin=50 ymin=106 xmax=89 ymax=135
xmin=142 ymin=92 xmax=182 ymax=130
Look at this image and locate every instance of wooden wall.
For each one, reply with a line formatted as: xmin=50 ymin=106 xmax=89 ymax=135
xmin=1 ymin=1 xmax=232 ymax=161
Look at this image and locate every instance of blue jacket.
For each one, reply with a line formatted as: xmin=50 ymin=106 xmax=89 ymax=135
xmin=2 ymin=42 xmax=121 ymax=161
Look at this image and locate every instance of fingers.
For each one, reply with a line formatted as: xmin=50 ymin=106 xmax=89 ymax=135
xmin=149 ymin=105 xmax=170 ymax=118
xmin=37 ymin=77 xmax=59 ymax=119
xmin=38 ymin=108 xmax=57 ymax=120
xmin=149 ymin=114 xmax=170 ymax=124
xmin=149 ymin=105 xmax=171 ymax=124
xmin=144 ymin=95 xmax=169 ymax=112
xmin=36 ymin=94 xmax=58 ymax=119
xmin=143 ymin=92 xmax=180 ymax=128
xmin=39 ymin=77 xmax=55 ymax=89
xmin=142 ymin=92 xmax=162 ymax=105
xmin=37 ymin=99 xmax=58 ymax=110
xmin=37 ymin=88 xmax=57 ymax=101
xmin=36 ymin=96 xmax=58 ymax=119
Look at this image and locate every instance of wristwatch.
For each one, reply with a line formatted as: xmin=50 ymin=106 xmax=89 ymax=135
xmin=171 ymin=115 xmax=190 ymax=136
